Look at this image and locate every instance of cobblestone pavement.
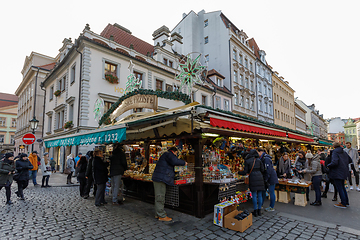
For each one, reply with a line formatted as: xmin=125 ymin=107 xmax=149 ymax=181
xmin=0 ymin=174 xmax=359 ymax=239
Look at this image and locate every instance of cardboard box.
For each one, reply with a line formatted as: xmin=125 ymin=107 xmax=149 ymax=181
xmin=278 ymin=191 xmax=291 ymax=203
xmin=294 ymin=193 xmax=307 ymax=207
xmin=213 ymin=201 xmax=236 ymax=227
xmin=224 ymin=210 xmax=252 ymax=232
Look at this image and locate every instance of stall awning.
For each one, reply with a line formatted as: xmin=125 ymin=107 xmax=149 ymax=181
xmin=319 ymin=140 xmax=333 ymax=146
xmin=288 ymin=133 xmax=314 ymax=142
xmin=44 ymin=126 xmax=126 ymax=148
xmin=210 ymin=115 xmax=287 ymax=138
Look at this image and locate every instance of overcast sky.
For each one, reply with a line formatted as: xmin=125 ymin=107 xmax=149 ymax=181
xmin=1 ymin=0 xmax=359 ymax=120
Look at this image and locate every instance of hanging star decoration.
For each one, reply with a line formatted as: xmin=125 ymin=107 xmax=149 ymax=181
xmin=125 ymin=60 xmax=142 ymax=93
xmin=176 ymin=54 xmax=206 ymax=95
xmin=93 ymin=98 xmax=104 ymax=123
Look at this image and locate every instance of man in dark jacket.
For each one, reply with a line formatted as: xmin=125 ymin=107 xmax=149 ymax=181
xmin=83 ymin=151 xmax=96 ymax=199
xmin=258 ymin=148 xmax=278 ymax=212
xmin=327 ymin=142 xmax=351 ymax=208
xmin=15 ymin=153 xmax=33 ymax=200
xmin=152 ymin=147 xmax=186 ymax=222
xmin=109 ymin=144 xmax=128 ymax=205
xmin=93 ymin=149 xmax=109 ymax=206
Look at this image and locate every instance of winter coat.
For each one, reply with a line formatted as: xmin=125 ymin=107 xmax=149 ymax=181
xmin=109 ymin=147 xmax=128 ymax=177
xmin=40 ymin=158 xmax=51 ymax=176
xmin=66 ymin=157 xmax=75 ymax=172
xmin=50 ymin=159 xmax=56 ymax=168
xmin=152 ymin=151 xmax=186 ymax=186
xmin=77 ymin=161 xmax=87 ymax=178
xmin=28 ymin=153 xmax=38 ymax=171
xmin=344 ymin=147 xmax=359 ymax=171
xmin=0 ymin=159 xmax=16 ymax=185
xmin=327 ymin=147 xmax=352 ymax=180
xmin=277 ymin=156 xmax=291 ymax=178
xmin=303 ymin=154 xmax=322 ymax=178
xmin=294 ymin=156 xmax=311 ymax=180
xmin=239 ymin=149 xmax=265 ymax=192
xmin=93 ymin=156 xmax=109 ymax=184
xmin=15 ymin=159 xmax=33 ymax=181
xmin=85 ymin=157 xmax=94 ymax=179
xmin=259 ymin=153 xmax=278 ymax=185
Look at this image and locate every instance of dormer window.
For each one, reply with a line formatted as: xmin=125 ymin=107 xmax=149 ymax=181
xmin=204 ymin=19 xmax=208 ymax=27
xmin=163 ymin=58 xmax=168 ymax=65
xmin=217 ymin=78 xmax=222 ymax=87
xmin=169 ymin=61 xmax=173 ymax=68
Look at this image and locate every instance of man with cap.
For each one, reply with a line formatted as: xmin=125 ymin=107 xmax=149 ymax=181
xmin=75 ymin=153 xmax=82 ymax=166
xmin=0 ymin=152 xmax=16 ymax=204
xmin=28 ymin=151 xmax=39 ymax=186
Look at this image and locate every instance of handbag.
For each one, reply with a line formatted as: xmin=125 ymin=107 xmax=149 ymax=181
xmin=64 ymin=167 xmax=72 ymax=174
xmin=244 ymin=159 xmax=256 ymax=185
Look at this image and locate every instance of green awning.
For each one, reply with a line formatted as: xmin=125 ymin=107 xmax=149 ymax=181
xmin=319 ymin=140 xmax=333 ymax=146
xmin=44 ymin=126 xmax=126 ymax=148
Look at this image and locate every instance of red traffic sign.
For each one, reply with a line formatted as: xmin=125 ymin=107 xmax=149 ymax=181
xmin=22 ymin=133 xmax=36 ymax=145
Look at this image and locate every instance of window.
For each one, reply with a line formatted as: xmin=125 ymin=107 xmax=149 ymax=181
xmin=48 ymin=115 xmax=52 ymax=132
xmin=234 ymin=71 xmax=238 ymax=83
xmin=57 ymin=110 xmax=65 ymax=129
xmin=169 ymin=61 xmax=173 ymax=68
xmin=233 ymin=49 xmax=237 ymax=60
xmin=11 ymin=118 xmax=16 ymax=128
xmin=58 ymin=78 xmax=62 ymax=92
xmin=202 ymin=95 xmax=207 ymax=106
xmin=240 ymin=96 xmax=244 ymax=107
xmin=68 ymin=104 xmax=74 ymax=122
xmin=265 ymin=103 xmax=268 ymax=113
xmin=245 ymin=59 xmax=248 ymax=68
xmin=105 ymin=61 xmax=117 ymax=77
xmin=104 ymin=101 xmax=113 ymax=113
xmin=166 ymin=84 xmax=173 ymax=92
xmin=239 ymin=54 xmax=243 ymax=64
xmin=246 ymin=98 xmax=249 ymax=109
xmin=163 ymin=58 xmax=168 ymax=65
xmin=259 ymin=83 xmax=262 ymax=92
xmin=178 ymin=28 xmax=181 ymax=34
xmin=71 ymin=64 xmax=76 ymax=84
xmin=10 ymin=135 xmax=15 ymax=144
xmin=50 ymin=86 xmax=54 ymax=101
xmin=205 ymin=55 xmax=209 ymax=62
xmin=217 ymin=78 xmax=222 ymax=87
xmin=134 ymin=71 xmax=143 ymax=88
xmin=58 ymin=76 xmax=66 ymax=92
xmin=264 ymin=85 xmax=267 ymax=95
xmin=259 ymin=100 xmax=262 ymax=111
xmin=215 ymin=97 xmax=221 ymax=109
xmin=204 ymin=36 xmax=209 ymax=44
xmin=204 ymin=19 xmax=208 ymax=27
xmin=250 ymin=62 xmax=253 ymax=72
xmin=274 ymin=93 xmax=276 ymax=102
xmin=156 ymin=79 xmax=163 ymax=90
xmin=240 ymin=75 xmax=244 ymax=85
xmin=251 ymin=100 xmax=254 ymax=110
xmin=0 ymin=135 xmax=4 ymax=143
xmin=234 ymin=93 xmax=238 ymax=105
xmin=0 ymin=117 xmax=6 ymax=127
xmin=245 ymin=78 xmax=249 ymax=89
xmin=250 ymin=81 xmax=254 ymax=91
xmin=224 ymin=100 xmax=229 ymax=111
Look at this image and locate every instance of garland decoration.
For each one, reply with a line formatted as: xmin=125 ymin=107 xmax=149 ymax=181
xmin=54 ymin=90 xmax=61 ymax=97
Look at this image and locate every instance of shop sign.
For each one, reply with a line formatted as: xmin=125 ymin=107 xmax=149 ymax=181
xmin=110 ymin=94 xmax=158 ymax=120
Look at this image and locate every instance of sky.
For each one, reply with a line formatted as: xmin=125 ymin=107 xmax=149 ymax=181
xmin=1 ymin=0 xmax=359 ymax=120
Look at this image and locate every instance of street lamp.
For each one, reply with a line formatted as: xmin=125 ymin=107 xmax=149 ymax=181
xmin=29 ymin=117 xmax=39 ymax=152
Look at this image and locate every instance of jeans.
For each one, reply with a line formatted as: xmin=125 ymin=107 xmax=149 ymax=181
xmin=252 ymin=190 xmax=263 ymax=210
xmin=95 ymin=183 xmax=106 ymax=205
xmin=312 ymin=175 xmax=322 ymax=202
xmin=111 ymin=175 xmax=122 ymax=203
xmin=261 ymin=184 xmax=276 ymax=208
xmin=334 ymin=179 xmax=349 ymax=206
xmin=29 ymin=170 xmax=37 ymax=185
xmin=42 ymin=175 xmax=50 ymax=186
xmin=153 ymin=181 xmax=167 ymax=218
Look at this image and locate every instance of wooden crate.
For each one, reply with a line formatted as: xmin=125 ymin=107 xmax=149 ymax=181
xmin=294 ymin=193 xmax=307 ymax=207
xmin=278 ymin=191 xmax=291 ymax=203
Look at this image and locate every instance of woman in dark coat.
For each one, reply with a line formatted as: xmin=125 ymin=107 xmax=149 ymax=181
xmin=0 ymin=153 xmax=16 ymax=205
xmin=83 ymin=151 xmax=96 ymax=199
xmin=77 ymin=156 xmax=88 ymax=197
xmin=322 ymin=150 xmax=338 ymax=201
xmin=239 ymin=149 xmax=265 ymax=217
xmin=93 ymin=149 xmax=109 ymax=206
xmin=15 ymin=153 xmax=33 ymax=200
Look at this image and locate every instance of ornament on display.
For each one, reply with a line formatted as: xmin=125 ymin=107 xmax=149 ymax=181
xmin=93 ymin=98 xmax=105 ymax=123
xmin=125 ymin=60 xmax=142 ymax=93
xmin=176 ymin=53 xmax=207 ymax=99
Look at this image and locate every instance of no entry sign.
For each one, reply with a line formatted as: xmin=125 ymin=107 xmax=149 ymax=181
xmin=22 ymin=133 xmax=36 ymax=145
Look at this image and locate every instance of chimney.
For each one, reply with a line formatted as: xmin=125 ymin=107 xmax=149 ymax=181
xmin=171 ymin=32 xmax=183 ymax=54
xmin=182 ymin=13 xmax=187 ymax=19
xmin=152 ymin=25 xmax=170 ymax=47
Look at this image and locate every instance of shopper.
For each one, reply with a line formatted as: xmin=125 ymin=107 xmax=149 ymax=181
xmin=76 ymin=156 xmax=88 ymax=197
xmin=322 ymin=150 xmax=338 ymax=201
xmin=109 ymin=144 xmax=128 ymax=205
xmin=15 ymin=153 xmax=33 ymax=200
xmin=293 ymin=151 xmax=307 ymax=179
xmin=84 ymin=151 xmax=96 ymax=199
xmin=40 ymin=152 xmax=52 ymax=187
xmin=277 ymin=152 xmax=291 ymax=178
xmin=66 ymin=154 xmax=75 ymax=184
xmin=0 ymin=153 xmax=16 ymax=205
xmin=28 ymin=151 xmax=39 ymax=186
xmin=300 ymin=151 xmax=322 ymax=206
xmin=50 ymin=157 xmax=56 ymax=173
xmin=93 ymin=149 xmax=109 ymax=206
xmin=258 ymin=148 xmax=278 ymax=212
xmin=152 ymin=147 xmax=186 ymax=221
xmin=239 ymin=149 xmax=265 ymax=217
xmin=75 ymin=153 xmax=82 ymax=166
xmin=344 ymin=142 xmax=360 ymax=191
xmin=327 ymin=142 xmax=352 ymax=208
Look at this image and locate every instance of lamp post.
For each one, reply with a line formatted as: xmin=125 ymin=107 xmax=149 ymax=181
xmin=29 ymin=117 xmax=39 ymax=152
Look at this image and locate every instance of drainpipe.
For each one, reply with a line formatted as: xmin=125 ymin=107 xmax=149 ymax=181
xmin=75 ymin=40 xmax=83 ymax=156
xmin=40 ymin=80 xmax=46 ymax=157
xmin=32 ymin=67 xmax=40 ymax=153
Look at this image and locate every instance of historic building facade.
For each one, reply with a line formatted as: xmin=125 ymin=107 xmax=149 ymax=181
xmin=0 ymin=93 xmax=18 ymax=154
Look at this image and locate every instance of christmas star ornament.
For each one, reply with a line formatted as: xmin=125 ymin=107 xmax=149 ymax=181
xmin=176 ymin=54 xmax=207 ymax=96
xmin=125 ymin=60 xmax=142 ymax=93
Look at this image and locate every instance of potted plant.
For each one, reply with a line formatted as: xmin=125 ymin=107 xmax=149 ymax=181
xmin=63 ymin=121 xmax=73 ymax=129
xmin=54 ymin=90 xmax=61 ymax=97
xmin=105 ymin=74 xmax=119 ymax=84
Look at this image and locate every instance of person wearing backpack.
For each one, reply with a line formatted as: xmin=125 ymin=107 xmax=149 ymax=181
xmin=0 ymin=153 xmax=16 ymax=205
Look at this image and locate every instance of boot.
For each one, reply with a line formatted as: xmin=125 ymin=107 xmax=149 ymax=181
xmin=257 ymin=209 xmax=262 ymax=216
xmin=321 ymin=193 xmax=327 ymax=198
xmin=252 ymin=210 xmax=258 ymax=217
